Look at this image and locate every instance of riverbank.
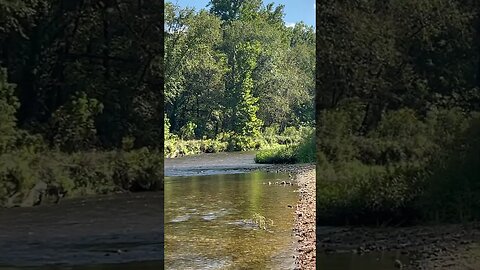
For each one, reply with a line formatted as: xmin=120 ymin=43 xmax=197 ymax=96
xmin=293 ymin=168 xmax=316 ymax=270
xmin=256 ymin=163 xmax=316 ymax=269
xmin=318 ymin=223 xmax=480 ymax=269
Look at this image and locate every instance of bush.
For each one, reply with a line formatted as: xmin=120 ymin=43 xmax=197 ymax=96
xmin=255 ymin=131 xmax=315 ymax=164
xmin=317 ymin=162 xmax=424 ymax=225
xmin=165 ymin=125 xmax=314 ymax=158
xmin=418 ymin=115 xmax=480 ymax=223
xmin=50 ymin=92 xmax=103 ymax=152
xmin=254 ymin=145 xmax=297 ymax=164
xmin=179 ymin=121 xmax=197 ymax=140
xmin=0 ymin=149 xmax=163 ymax=207
xmin=317 ymin=109 xmax=358 ymax=163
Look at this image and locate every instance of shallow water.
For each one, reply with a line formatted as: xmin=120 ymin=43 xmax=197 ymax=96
xmin=0 ymin=192 xmax=163 ymax=269
xmin=164 ymin=171 xmax=297 ymax=270
xmin=164 ymin=151 xmax=266 ymax=177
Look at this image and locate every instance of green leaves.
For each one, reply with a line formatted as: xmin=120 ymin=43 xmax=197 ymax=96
xmin=0 ymin=67 xmax=19 ymax=154
xmin=165 ymin=1 xmax=314 ymax=139
xmin=50 ymin=92 xmax=103 ymax=152
xmin=233 ymin=41 xmax=263 ymax=137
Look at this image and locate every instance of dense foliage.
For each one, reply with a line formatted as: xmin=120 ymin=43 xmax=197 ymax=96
xmin=164 ymin=0 xmax=315 ymax=154
xmin=1 ymin=0 xmax=164 ymax=149
xmin=317 ymin=0 xmax=480 ymax=225
xmin=0 ymin=0 xmax=164 ymax=206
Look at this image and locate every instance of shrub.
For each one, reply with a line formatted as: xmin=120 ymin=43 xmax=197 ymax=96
xmin=0 ymin=149 xmax=164 ymax=207
xmin=50 ymin=92 xmax=103 ymax=152
xmin=255 ymin=145 xmax=297 ymax=164
xmin=179 ymin=121 xmax=197 ymax=140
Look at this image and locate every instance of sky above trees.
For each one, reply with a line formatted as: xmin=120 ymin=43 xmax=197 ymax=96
xmin=172 ymin=0 xmax=315 ymax=27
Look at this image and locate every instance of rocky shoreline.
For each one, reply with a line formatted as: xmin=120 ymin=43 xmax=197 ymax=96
xmin=254 ymin=163 xmax=316 ymax=269
xmin=293 ymin=168 xmax=316 ymax=270
xmin=318 ymin=223 xmax=480 ymax=269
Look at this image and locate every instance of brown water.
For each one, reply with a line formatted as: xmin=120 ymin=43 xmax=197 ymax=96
xmin=0 ymin=192 xmax=163 ymax=269
xmin=164 ymin=171 xmax=298 ymax=270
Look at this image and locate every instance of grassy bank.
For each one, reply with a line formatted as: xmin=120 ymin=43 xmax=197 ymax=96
xmin=316 ymin=108 xmax=480 ymax=226
xmin=165 ymin=126 xmax=314 ymax=158
xmin=0 ymin=148 xmax=163 ymax=207
xmin=254 ymin=132 xmax=315 ymax=164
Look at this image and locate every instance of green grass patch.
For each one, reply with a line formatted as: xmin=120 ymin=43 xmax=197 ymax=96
xmin=254 ymin=145 xmax=297 ymax=164
xmin=254 ymin=131 xmax=315 ymax=164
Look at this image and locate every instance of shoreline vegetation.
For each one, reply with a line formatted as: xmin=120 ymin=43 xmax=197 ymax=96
xmin=317 ymin=0 xmax=480 ymax=227
xmin=316 ymin=1 xmax=480 ymax=267
xmin=165 ymin=123 xmax=316 ymax=165
xmin=0 ymin=148 xmax=163 ymax=208
xmin=164 ymin=1 xmax=315 ymax=164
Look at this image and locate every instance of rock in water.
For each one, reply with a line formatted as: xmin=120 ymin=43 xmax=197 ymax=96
xmin=21 ymin=181 xmax=48 ymax=207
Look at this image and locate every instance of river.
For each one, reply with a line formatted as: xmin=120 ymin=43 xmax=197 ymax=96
xmin=0 ymin=191 xmax=163 ymax=269
xmin=164 ymin=152 xmax=298 ymax=269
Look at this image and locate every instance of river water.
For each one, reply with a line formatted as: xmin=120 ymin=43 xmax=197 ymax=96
xmin=0 ymin=192 xmax=163 ymax=269
xmin=164 ymin=152 xmax=298 ymax=269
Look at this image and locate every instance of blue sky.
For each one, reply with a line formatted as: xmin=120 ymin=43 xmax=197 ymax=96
xmin=170 ymin=0 xmax=315 ymax=27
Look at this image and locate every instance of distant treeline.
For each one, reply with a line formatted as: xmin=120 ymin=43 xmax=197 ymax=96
xmin=164 ymin=0 xmax=315 ymax=144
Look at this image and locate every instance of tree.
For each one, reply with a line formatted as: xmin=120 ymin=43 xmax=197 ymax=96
xmin=0 ymin=67 xmax=19 ymax=153
xmin=233 ymin=41 xmax=263 ymax=137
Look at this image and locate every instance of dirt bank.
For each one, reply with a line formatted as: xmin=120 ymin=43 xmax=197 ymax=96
xmin=318 ymin=223 xmax=480 ymax=269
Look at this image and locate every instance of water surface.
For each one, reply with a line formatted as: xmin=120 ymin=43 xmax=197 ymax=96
xmin=0 ymin=192 xmax=163 ymax=269
xmin=165 ymin=151 xmax=266 ymax=176
xmin=165 ymin=171 xmax=297 ymax=269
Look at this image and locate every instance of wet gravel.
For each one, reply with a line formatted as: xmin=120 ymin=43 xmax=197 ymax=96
xmin=293 ymin=168 xmax=316 ymax=270
xmin=317 ymin=223 xmax=480 ymax=269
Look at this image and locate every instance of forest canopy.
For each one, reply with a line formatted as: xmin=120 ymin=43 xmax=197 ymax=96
xmin=164 ymin=0 xmax=315 ymax=143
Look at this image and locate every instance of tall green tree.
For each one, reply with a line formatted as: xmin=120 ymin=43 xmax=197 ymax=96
xmin=0 ymin=67 xmax=19 ymax=153
xmin=233 ymin=41 xmax=263 ymax=137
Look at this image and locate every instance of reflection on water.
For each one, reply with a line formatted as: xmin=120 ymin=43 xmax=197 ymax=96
xmin=318 ymin=251 xmax=409 ymax=270
xmin=165 ymin=171 xmax=297 ymax=270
